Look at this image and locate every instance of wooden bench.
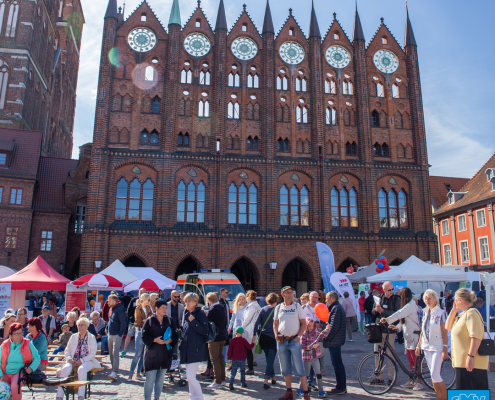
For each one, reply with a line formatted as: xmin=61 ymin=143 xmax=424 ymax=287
xmin=31 ymin=380 xmax=89 ymax=400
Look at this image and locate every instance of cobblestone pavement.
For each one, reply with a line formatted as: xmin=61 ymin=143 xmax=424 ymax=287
xmin=30 ymin=333 xmax=495 ymax=399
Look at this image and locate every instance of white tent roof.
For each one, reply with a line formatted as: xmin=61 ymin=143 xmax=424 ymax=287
xmin=0 ymin=266 xmax=16 ymax=279
xmin=367 ymin=255 xmax=467 ymax=283
xmin=348 ymin=261 xmax=378 ymax=284
xmin=127 ymin=267 xmax=176 ymax=289
xmin=99 ymin=260 xmax=140 ymax=285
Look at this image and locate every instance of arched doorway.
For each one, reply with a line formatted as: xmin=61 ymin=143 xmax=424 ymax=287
xmin=71 ymin=257 xmax=80 ymax=281
xmin=123 ymin=255 xmax=147 ymax=268
xmin=337 ymin=257 xmax=359 ymax=273
xmin=231 ymin=258 xmax=256 ymax=292
xmin=282 ymin=259 xmax=309 ymax=296
xmin=175 ymin=257 xmax=200 ymax=280
xmin=389 ymin=258 xmax=403 ymax=266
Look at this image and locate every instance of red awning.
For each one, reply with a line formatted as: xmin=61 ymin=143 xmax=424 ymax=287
xmin=0 ymin=256 xmax=70 ymax=290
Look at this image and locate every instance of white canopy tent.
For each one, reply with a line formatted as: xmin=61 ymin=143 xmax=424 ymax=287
xmin=99 ymin=260 xmax=140 ymax=285
xmin=367 ymin=255 xmax=468 ymax=283
xmin=127 ymin=267 xmax=176 ymax=289
xmin=0 ymin=266 xmax=16 ymax=279
xmin=348 ymin=261 xmax=380 ymax=284
xmin=480 ymin=272 xmax=495 ymax=338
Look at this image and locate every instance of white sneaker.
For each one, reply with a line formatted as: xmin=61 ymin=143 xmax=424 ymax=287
xmin=412 ymin=383 xmax=423 ymax=391
xmin=108 ymin=372 xmax=117 ymax=381
xmin=208 ymin=382 xmax=223 ymax=389
xmin=400 ymin=380 xmax=414 ymax=388
xmin=126 ymin=376 xmax=133 ymax=382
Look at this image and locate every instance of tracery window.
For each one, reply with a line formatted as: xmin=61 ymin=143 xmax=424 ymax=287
xmin=280 ymin=185 xmax=309 ymax=226
xmin=177 ymin=180 xmax=205 ymax=223
xmin=378 ymin=189 xmax=408 ymax=229
xmin=115 ymin=178 xmax=154 ymax=221
xmin=331 ymin=187 xmax=358 ymax=227
xmin=228 ymin=183 xmax=257 ymax=225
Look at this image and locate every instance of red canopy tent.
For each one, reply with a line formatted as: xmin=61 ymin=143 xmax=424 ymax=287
xmin=0 ymin=256 xmax=70 ymax=290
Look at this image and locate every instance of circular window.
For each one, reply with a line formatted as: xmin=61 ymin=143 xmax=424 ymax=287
xmin=231 ymin=94 xmax=237 ymax=99
xmin=299 ymin=99 xmax=304 ymax=104
xmin=232 ymin=64 xmax=238 ymax=70
xmin=281 ymin=98 xmax=286 ymax=102
xmin=373 ymin=76 xmax=379 ymax=81
xmin=202 ymin=92 xmax=208 ymax=97
xmin=251 ymin=66 xmax=256 ymax=71
xmin=346 ymin=101 xmax=352 ymax=106
xmin=184 ymin=61 xmax=190 ymax=66
xmin=203 ymin=62 xmax=209 ymax=67
xmin=298 ymin=70 xmax=304 ymax=75
xmin=327 ymin=73 xmax=333 ymax=77
xmin=328 ymin=100 xmax=334 ymax=105
xmin=152 ymin=58 xmax=158 ymax=64
xmin=250 ymin=95 xmax=256 ymax=100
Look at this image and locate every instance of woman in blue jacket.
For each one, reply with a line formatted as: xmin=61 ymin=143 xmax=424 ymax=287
xmin=179 ymin=293 xmax=209 ymax=400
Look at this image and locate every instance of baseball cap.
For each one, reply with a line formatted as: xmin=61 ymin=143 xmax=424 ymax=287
xmin=281 ymin=286 xmax=294 ymax=294
xmin=42 ymin=306 xmax=51 ymax=311
xmin=234 ymin=326 xmax=244 ymax=334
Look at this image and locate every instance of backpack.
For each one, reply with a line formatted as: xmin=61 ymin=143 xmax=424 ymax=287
xmin=204 ymin=321 xmax=218 ymax=343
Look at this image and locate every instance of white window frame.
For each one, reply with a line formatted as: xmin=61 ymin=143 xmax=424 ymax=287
xmin=441 ymin=219 xmax=449 ymax=236
xmin=479 ymin=237 xmax=490 ymax=262
xmin=443 ymin=243 xmax=452 ymax=265
xmin=457 ymin=214 xmax=467 ymax=232
xmin=459 ymin=240 xmax=470 ymax=263
xmin=476 ymin=209 xmax=487 ymax=227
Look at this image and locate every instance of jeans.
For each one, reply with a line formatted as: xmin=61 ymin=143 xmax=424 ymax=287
xmin=186 ymin=363 xmax=204 ymax=400
xmin=229 ymin=359 xmax=246 ymax=385
xmin=208 ymin=341 xmax=226 ymax=384
xmin=222 ymin=344 xmax=228 ymax=364
xmin=108 ymin=334 xmax=123 ymax=374
xmin=129 ymin=330 xmax=144 ymax=375
xmin=329 ymin=346 xmax=346 ymax=390
xmin=263 ymin=346 xmax=277 ymax=380
xmin=277 ymin=339 xmax=305 ymax=377
xmin=144 ymin=369 xmax=167 ymax=400
xmin=49 ymin=345 xmax=64 ymax=361
xmin=359 ymin=311 xmax=366 ymax=331
xmin=365 ymin=313 xmax=373 ymax=324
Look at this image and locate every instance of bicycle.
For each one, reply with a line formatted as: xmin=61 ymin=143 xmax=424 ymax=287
xmin=357 ymin=323 xmax=455 ymax=395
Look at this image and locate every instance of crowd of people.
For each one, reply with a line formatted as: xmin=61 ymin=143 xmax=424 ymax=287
xmin=0 ymin=283 xmax=490 ymax=399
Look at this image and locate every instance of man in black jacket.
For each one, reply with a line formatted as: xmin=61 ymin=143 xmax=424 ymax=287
xmin=206 ymin=292 xmax=227 ymax=389
xmin=323 ymin=291 xmax=347 ymax=395
xmin=363 ymin=289 xmax=374 ymax=324
xmin=219 ymin=288 xmax=231 ymax=363
xmin=107 ymin=294 xmax=127 ymax=381
xmin=444 ymin=290 xmax=454 ymax=314
xmin=371 ymin=282 xmax=401 ymax=384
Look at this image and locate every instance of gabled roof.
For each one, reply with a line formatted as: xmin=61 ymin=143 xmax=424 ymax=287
xmin=323 ymin=15 xmax=351 ymax=46
xmin=434 ymin=153 xmax=495 ymax=215
xmin=262 ymin=0 xmax=274 ymax=34
xmin=33 ymin=157 xmax=78 ymax=213
xmin=276 ymin=9 xmax=307 ymax=40
xmin=228 ymin=5 xmax=261 ymax=39
xmin=430 ymin=176 xmax=470 ymax=211
xmin=0 ymin=128 xmax=42 ymax=181
xmin=367 ymin=18 xmax=403 ymax=52
xmin=183 ymin=3 xmax=213 ymax=33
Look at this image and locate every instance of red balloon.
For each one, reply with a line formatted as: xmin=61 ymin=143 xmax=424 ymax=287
xmin=346 ymin=266 xmax=354 ymax=274
xmin=374 ymin=259 xmax=379 ymax=265
xmin=384 ymin=265 xmax=390 ymax=271
xmin=315 ymin=303 xmax=329 ymax=322
xmin=376 ymin=267 xmax=382 ymax=273
xmin=381 ymin=257 xmax=388 ymax=265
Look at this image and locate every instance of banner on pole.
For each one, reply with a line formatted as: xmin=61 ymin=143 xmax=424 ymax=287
xmin=316 ymin=242 xmax=336 ymax=293
xmin=330 ymin=272 xmax=360 ymax=322
xmin=66 ymin=285 xmax=87 ymax=313
xmin=0 ymin=284 xmax=11 ymax=316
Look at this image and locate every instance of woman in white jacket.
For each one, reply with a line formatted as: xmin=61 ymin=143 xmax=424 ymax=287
xmin=241 ymin=290 xmax=261 ymax=375
xmin=381 ymin=287 xmax=422 ymax=390
xmin=56 ymin=317 xmax=100 ymax=400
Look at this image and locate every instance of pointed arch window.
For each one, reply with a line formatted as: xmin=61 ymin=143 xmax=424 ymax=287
xmin=371 ymin=111 xmax=380 ymax=127
xmin=152 ymin=97 xmax=160 ymax=113
xmin=140 ymin=129 xmax=149 ymax=143
xmin=198 ymin=100 xmax=209 ymax=117
xmin=247 ymin=73 xmax=259 ymax=88
xmin=150 ymin=130 xmax=158 ymax=144
xmin=114 ymin=178 xmax=154 ymax=221
xmin=277 ymin=138 xmax=290 ymax=153
xmin=280 ymin=185 xmax=309 ymax=226
xmin=326 ymin=108 xmax=336 ymax=125
xmin=325 ymin=80 xmax=336 ymax=94
xmin=295 ymin=77 xmax=307 ymax=92
xmin=392 ymin=84 xmax=399 ymax=98
xmin=228 ymin=72 xmax=240 ymax=87
xmin=376 ymin=83 xmax=384 ymax=97
xmin=296 ymin=106 xmax=308 ymax=124
xmin=5 ymin=1 xmax=19 ymax=37
xmin=342 ymin=81 xmax=353 ymax=95
xmin=228 ymin=102 xmax=240 ymax=119
xmin=345 ymin=142 xmax=357 ymax=155
xmin=181 ymin=69 xmax=192 ymax=84
xmin=145 ymin=66 xmax=154 ymax=81
xmin=178 ymin=132 xmax=189 ymax=147
xmin=379 ymin=188 xmax=408 ymax=228
xmin=228 ymin=183 xmax=257 ymax=225
xmin=199 ymin=70 xmax=210 ymax=85
xmin=247 ymin=136 xmax=258 ymax=150
xmin=142 ymin=179 xmax=154 ymax=220
xmin=115 ymin=178 xmax=127 ymax=220
xmin=177 ymin=180 xmax=206 ymax=223
xmin=276 ymin=76 xmax=288 ymax=91
xmin=331 ymin=187 xmax=358 ymax=227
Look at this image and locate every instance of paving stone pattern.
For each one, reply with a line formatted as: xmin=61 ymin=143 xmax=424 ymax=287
xmin=31 ymin=333 xmax=495 ymax=399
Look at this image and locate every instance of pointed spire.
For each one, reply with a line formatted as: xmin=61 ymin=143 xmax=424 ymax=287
xmin=262 ymin=0 xmax=274 ymax=34
xmin=168 ymin=0 xmax=181 ymax=26
xmin=105 ymin=0 xmax=118 ymax=20
xmin=309 ymin=0 xmax=321 ymax=38
xmin=352 ymin=3 xmax=365 ymax=42
xmin=215 ymin=0 xmax=227 ymax=30
xmin=405 ymin=5 xmax=417 ymax=46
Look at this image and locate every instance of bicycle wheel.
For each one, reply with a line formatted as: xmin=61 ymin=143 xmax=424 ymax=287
xmin=420 ymin=353 xmax=456 ymax=390
xmin=357 ymin=352 xmax=397 ymax=395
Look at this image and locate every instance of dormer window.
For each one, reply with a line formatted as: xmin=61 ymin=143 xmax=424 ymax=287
xmin=448 ymin=190 xmax=467 ymax=205
xmin=0 ymin=154 xmax=6 ymax=166
xmin=486 ymin=168 xmax=494 ymax=182
xmin=448 ymin=192 xmax=454 ymax=205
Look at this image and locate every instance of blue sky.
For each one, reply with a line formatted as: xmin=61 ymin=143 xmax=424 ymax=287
xmin=74 ymin=0 xmax=495 ymax=178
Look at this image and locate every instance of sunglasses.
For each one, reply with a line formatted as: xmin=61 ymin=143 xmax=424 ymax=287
xmin=386 ymin=289 xmax=394 ymax=292
xmin=173 ymin=296 xmax=180 ymax=299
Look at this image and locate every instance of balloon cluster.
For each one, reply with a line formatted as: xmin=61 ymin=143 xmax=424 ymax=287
xmin=374 ymin=256 xmax=390 ymax=274
xmin=346 ymin=266 xmax=354 ymax=274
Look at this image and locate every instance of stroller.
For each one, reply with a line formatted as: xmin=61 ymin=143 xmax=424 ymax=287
xmin=165 ymin=329 xmax=187 ymax=387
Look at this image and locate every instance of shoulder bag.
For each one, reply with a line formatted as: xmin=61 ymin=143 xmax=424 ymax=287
xmin=474 ymin=310 xmax=495 ymax=356
xmin=255 ymin=307 xmax=275 ymax=355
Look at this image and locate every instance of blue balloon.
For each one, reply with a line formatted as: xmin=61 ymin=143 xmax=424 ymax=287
xmin=377 ymin=262 xmax=384 ymax=269
xmin=380 ymin=256 xmax=386 ymax=261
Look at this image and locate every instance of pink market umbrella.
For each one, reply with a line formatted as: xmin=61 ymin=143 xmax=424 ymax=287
xmin=72 ymin=274 xmax=123 ymax=288
xmin=124 ymin=278 xmax=167 ymax=293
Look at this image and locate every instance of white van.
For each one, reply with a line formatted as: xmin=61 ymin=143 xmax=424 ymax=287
xmin=176 ymin=269 xmax=245 ymax=309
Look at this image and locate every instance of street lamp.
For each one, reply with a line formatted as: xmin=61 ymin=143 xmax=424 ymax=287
xmin=59 ymin=262 xmax=65 ymax=273
xmin=95 ymin=261 xmax=102 ymax=269
xmin=269 ymin=262 xmax=277 ymax=270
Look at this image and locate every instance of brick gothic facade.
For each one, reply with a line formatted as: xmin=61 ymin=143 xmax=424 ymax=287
xmin=0 ymin=0 xmax=84 ymax=158
xmin=81 ymin=0 xmax=437 ymax=293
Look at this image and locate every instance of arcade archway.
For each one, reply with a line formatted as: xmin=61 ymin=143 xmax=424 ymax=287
xmin=231 ymin=257 xmax=257 ymax=292
xmin=337 ymin=257 xmax=359 ymax=273
xmin=282 ymin=259 xmax=310 ymax=296
xmin=175 ymin=256 xmax=201 ymax=280
xmin=122 ymin=255 xmax=147 ymax=268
